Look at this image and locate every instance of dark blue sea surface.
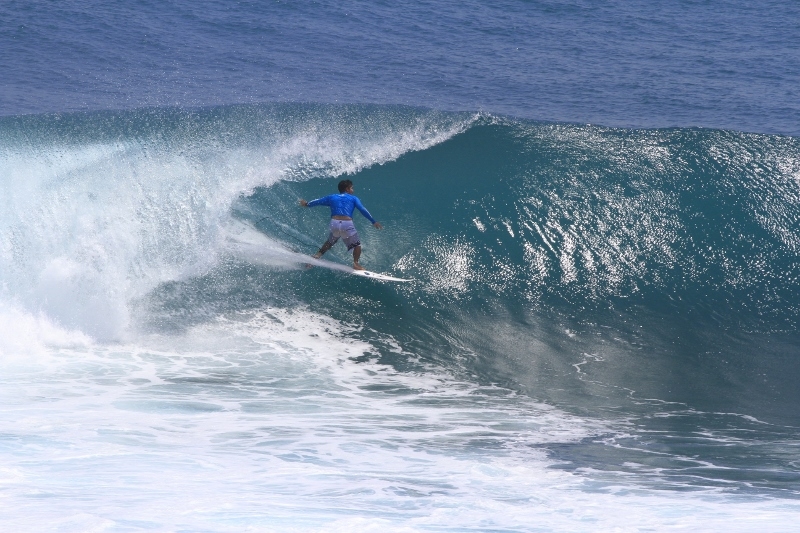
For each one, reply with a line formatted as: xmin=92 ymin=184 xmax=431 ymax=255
xmin=1 ymin=1 xmax=800 ymax=531
xmin=2 ymin=0 xmax=799 ymax=134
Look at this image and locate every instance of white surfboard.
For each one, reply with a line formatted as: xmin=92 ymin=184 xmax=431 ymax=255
xmin=351 ymin=269 xmax=413 ymax=282
xmin=303 ymin=256 xmax=412 ymax=282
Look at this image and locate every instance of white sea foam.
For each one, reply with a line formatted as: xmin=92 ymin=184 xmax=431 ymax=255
xmin=1 ymin=306 xmax=799 ymax=532
xmin=0 ymin=303 xmax=92 ymax=361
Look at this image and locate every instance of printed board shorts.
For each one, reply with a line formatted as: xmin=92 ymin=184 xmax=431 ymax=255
xmin=326 ymin=219 xmax=361 ymax=251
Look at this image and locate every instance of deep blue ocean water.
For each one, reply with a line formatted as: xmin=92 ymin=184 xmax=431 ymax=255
xmin=3 ymin=0 xmax=800 ymax=135
xmin=2 ymin=1 xmax=800 ymax=531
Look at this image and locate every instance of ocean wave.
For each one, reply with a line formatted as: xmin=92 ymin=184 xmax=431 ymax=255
xmin=0 ymin=103 xmax=475 ymax=339
xmin=3 ymin=102 xmax=800 ymax=460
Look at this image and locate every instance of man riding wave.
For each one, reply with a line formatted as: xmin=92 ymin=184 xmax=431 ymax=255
xmin=299 ymin=179 xmax=383 ymax=270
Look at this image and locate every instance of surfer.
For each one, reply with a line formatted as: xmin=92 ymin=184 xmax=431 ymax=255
xmin=299 ymin=179 xmax=383 ymax=270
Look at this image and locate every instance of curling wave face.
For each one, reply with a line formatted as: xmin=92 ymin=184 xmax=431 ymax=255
xmin=0 ymin=104 xmax=476 ymax=340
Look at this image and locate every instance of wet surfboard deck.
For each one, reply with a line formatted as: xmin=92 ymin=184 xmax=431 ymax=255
xmin=304 ymin=256 xmax=412 ymax=282
xmin=350 ymin=269 xmax=413 ymax=282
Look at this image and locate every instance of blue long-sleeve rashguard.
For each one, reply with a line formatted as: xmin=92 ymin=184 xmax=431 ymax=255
xmin=306 ymin=193 xmax=377 ymax=224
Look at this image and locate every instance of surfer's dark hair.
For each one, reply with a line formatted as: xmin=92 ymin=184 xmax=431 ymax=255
xmin=338 ymin=179 xmax=353 ymax=193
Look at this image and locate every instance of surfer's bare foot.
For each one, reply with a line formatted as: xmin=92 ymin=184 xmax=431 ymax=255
xmin=353 ymin=263 xmax=366 ymax=271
